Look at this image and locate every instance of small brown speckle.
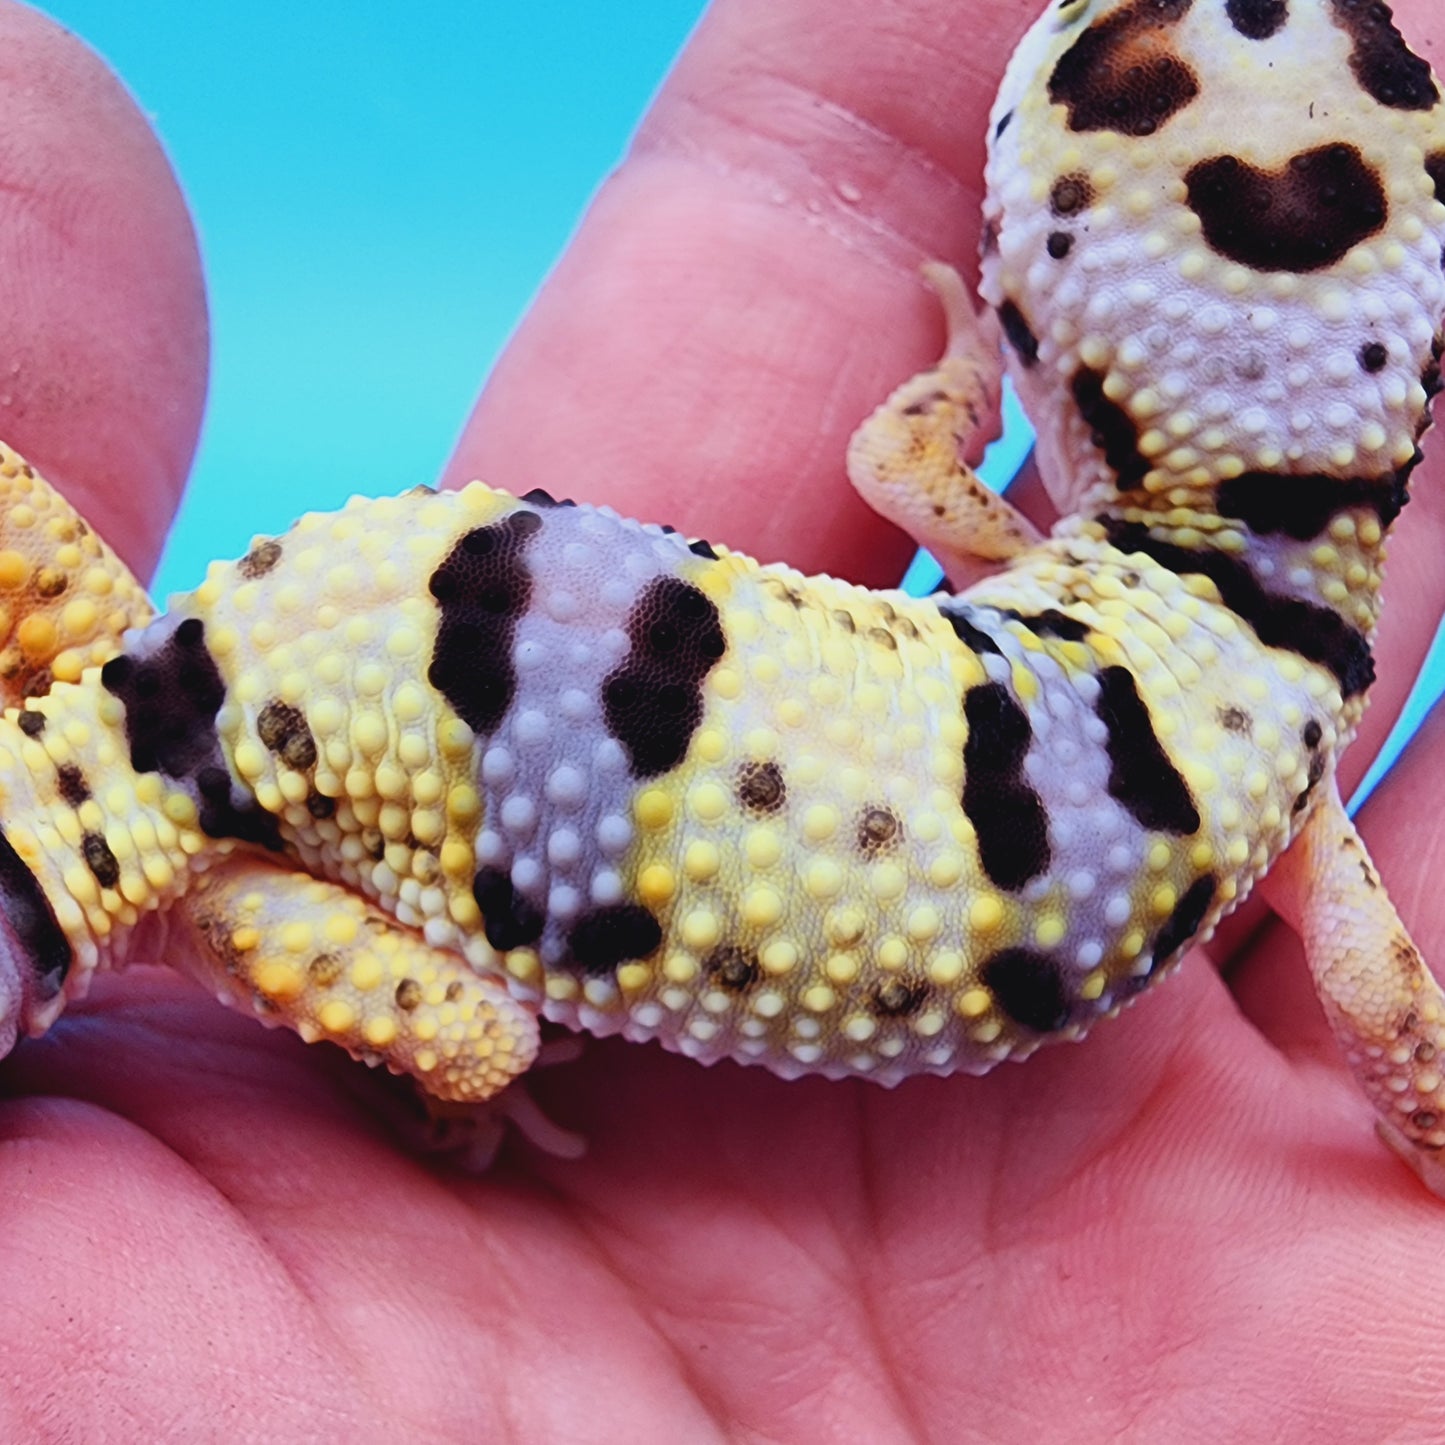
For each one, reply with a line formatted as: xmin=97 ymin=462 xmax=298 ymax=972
xmin=34 ymin=567 xmax=67 ymax=598
xmin=737 ymin=760 xmax=786 ymax=814
xmin=257 ymin=700 xmax=317 ymax=771
xmin=55 ymin=763 xmax=90 ymax=807
xmin=705 ymin=946 xmax=760 ymax=992
xmin=81 ymin=831 xmax=120 ymax=889
xmin=857 ymin=806 xmax=903 ymax=856
xmin=239 ymin=539 xmax=283 ymax=579
xmin=872 ymin=977 xmax=927 ymax=1017
xmin=395 ymin=978 xmax=422 ymax=1010
xmin=1218 ymin=706 xmax=1251 ymax=734
xmin=1050 ymin=173 xmax=1093 ymax=216
xmin=309 ymin=953 xmax=344 ymax=987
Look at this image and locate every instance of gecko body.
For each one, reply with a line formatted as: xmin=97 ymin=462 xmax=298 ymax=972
xmin=0 ymin=0 xmax=1443 ymax=1184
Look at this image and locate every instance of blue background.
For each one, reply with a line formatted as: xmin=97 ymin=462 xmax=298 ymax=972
xmin=31 ymin=3 xmax=1445 ymax=795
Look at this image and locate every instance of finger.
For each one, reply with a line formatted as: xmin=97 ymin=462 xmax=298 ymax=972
xmin=445 ymin=0 xmax=1039 ymax=585
xmin=0 ymin=2 xmax=207 ymax=578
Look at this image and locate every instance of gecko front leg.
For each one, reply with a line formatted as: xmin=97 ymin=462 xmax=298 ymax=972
xmin=846 ymin=262 xmax=1041 ymax=586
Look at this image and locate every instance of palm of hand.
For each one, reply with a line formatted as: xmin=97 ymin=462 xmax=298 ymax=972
xmin=2 ymin=1 xmax=1445 ymax=1440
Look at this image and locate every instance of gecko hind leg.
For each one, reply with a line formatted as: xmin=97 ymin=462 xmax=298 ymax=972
xmin=170 ymin=856 xmax=541 ymax=1107
xmin=846 ymin=262 xmax=1041 ymax=586
xmin=1291 ymin=786 xmax=1445 ymax=1194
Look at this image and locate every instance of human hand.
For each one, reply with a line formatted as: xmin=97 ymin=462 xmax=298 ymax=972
xmin=4 ymin=1 xmax=1445 ymax=1439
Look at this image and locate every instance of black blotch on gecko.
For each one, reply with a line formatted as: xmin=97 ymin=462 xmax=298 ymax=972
xmin=961 ymin=682 xmax=1051 ymax=891
xmin=980 ymin=948 xmax=1071 ymax=1033
xmin=1185 ymin=145 xmax=1387 ymax=274
xmin=101 ymin=618 xmax=282 ymax=847
xmin=1048 ymin=0 xmax=1198 ymax=137
xmin=428 ymin=510 xmax=542 ymax=737
xmin=603 ymin=577 xmax=726 ymax=778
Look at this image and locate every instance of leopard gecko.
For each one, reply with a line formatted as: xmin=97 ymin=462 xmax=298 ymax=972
xmin=0 ymin=0 xmax=1443 ymax=1188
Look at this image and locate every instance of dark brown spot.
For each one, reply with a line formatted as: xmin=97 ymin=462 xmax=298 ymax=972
xmin=872 ymin=976 xmax=928 ymax=1018
xmin=705 ymin=946 xmax=759 ymax=992
xmin=1046 ymin=231 xmax=1075 ymax=259
xmin=306 ymin=791 xmax=336 ymax=819
xmin=395 ymin=978 xmax=422 ymax=1010
xmin=81 ymin=831 xmax=120 ymax=890
xmin=15 ymin=709 xmax=43 ymax=737
xmin=856 ymin=806 xmax=903 ymax=856
xmin=1359 ymin=340 xmax=1389 ymax=373
xmin=256 ymin=699 xmax=317 ymax=771
xmin=1226 ymin=0 xmax=1287 ymax=37
xmin=1049 ymin=0 xmax=1198 ymax=137
xmin=1328 ymin=0 xmax=1438 ymax=110
xmin=55 ymin=763 xmax=90 ymax=807
xmin=238 ymin=539 xmax=283 ymax=579
xmin=1050 ymin=173 xmax=1094 ymax=216
xmin=1218 ymin=707 xmax=1251 ymax=734
xmin=737 ymin=760 xmax=785 ymax=814
xmin=1412 ymin=1108 xmax=1439 ymax=1132
xmin=446 ymin=980 xmax=464 ymax=1002
xmin=1185 ymin=145 xmax=1387 ymax=274
xmin=998 ymin=300 xmax=1040 ymax=367
xmin=1416 ymin=1041 xmax=1438 ymax=1064
xmin=33 ymin=567 xmax=65 ymax=599
xmin=309 ymin=953 xmax=344 ymax=987
xmin=1303 ymin=718 xmax=1323 ymax=749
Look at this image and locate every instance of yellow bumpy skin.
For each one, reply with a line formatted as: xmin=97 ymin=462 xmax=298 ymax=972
xmin=0 ymin=0 xmax=1439 ymax=1188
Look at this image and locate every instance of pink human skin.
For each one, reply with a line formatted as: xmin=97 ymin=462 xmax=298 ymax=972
xmin=2 ymin=0 xmax=1445 ymax=1440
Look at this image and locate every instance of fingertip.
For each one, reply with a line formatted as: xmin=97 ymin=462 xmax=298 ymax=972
xmin=0 ymin=2 xmax=208 ymax=578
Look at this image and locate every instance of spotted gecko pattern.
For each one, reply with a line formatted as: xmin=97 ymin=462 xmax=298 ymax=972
xmin=0 ymin=0 xmax=1444 ymax=1186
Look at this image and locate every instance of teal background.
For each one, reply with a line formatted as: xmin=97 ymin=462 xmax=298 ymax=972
xmin=30 ymin=4 xmax=1445 ymax=794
